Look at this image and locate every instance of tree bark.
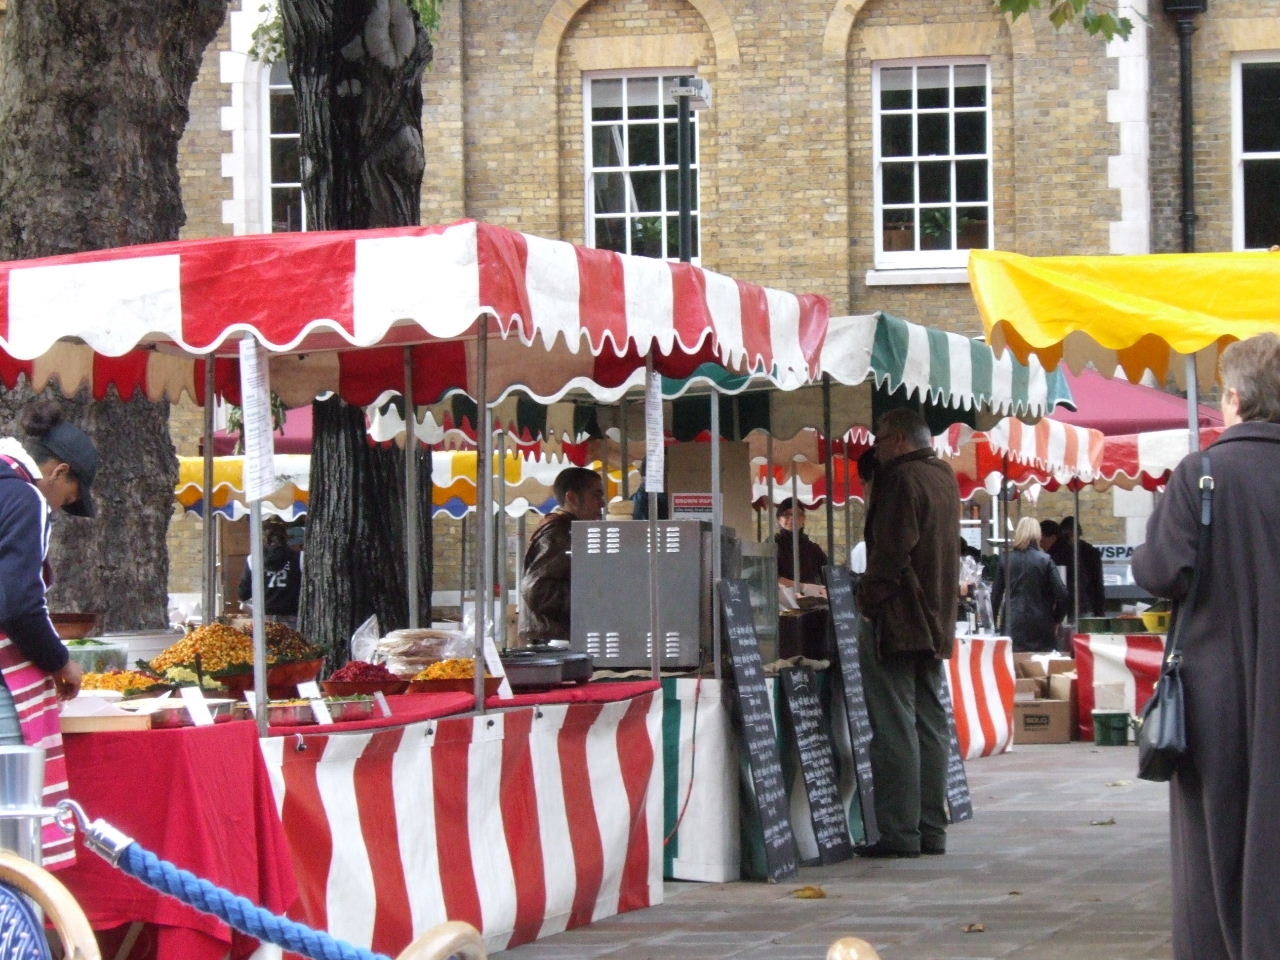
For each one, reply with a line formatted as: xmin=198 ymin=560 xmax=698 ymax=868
xmin=281 ymin=0 xmax=435 ymax=658
xmin=0 ymin=0 xmax=226 ymax=630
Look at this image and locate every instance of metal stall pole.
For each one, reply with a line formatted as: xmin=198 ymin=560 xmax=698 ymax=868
xmin=620 ymin=399 xmax=630 ymax=499
xmin=404 ymin=349 xmax=420 ymax=628
xmin=515 ymin=513 xmax=527 ymax=631
xmin=822 ymin=375 xmax=836 ymax=563
xmin=473 ymin=321 xmax=491 ymax=712
xmin=844 ymin=444 xmax=853 ymax=564
xmin=249 ymin=499 xmax=269 ymax=736
xmin=645 ymin=359 xmax=663 ymax=681
xmin=1073 ymin=485 xmax=1082 ymax=625
xmin=790 ymin=471 xmax=801 ymax=590
xmin=202 ymin=359 xmax=218 ymax=626
xmin=459 ymin=515 xmax=467 ymax=621
xmin=483 ymin=410 xmax=498 ymax=656
xmin=710 ymin=392 xmax=723 ymax=679
xmin=766 ymin=433 xmax=775 ymax=542
xmin=497 ymin=431 xmax=508 ymax=649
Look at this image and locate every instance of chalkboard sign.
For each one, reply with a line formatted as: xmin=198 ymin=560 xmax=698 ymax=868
xmin=823 ymin=565 xmax=879 ymax=846
xmin=937 ymin=677 xmax=974 ymax=823
xmin=779 ymin=666 xmax=853 ymax=865
xmin=719 ymin=578 xmax=799 ymax=882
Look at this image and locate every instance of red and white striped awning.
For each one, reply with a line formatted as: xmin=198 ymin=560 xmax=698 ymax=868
xmin=1093 ymin=425 xmax=1225 ymax=490
xmin=938 ymin=418 xmax=1105 ymax=495
xmin=0 ymin=220 xmax=828 ymax=405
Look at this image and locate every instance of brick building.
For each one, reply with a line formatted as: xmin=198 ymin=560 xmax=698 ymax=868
xmin=154 ymin=0 xmax=1276 ymax=591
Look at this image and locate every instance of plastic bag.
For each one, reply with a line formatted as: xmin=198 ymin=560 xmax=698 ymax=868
xmin=376 ymin=627 xmax=469 ymax=677
xmin=349 ymin=614 xmax=380 ymax=664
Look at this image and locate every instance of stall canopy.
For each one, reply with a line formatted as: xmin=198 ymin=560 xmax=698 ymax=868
xmin=177 ymin=455 xmax=311 ymax=521
xmin=968 ymin=248 xmax=1280 ymax=389
xmin=0 ymin=219 xmax=829 ymax=405
xmin=1052 ymin=368 xmax=1222 ymax=435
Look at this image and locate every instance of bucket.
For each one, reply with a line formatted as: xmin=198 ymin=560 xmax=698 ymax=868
xmin=0 ymin=745 xmax=45 ymax=863
xmin=1092 ymin=710 xmax=1130 ymax=746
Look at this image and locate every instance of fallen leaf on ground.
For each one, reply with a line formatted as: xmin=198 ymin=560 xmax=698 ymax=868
xmin=1105 ymin=780 xmax=1132 ymax=787
xmin=790 ymin=884 xmax=827 ymax=899
xmin=962 ymin=922 xmax=986 ymax=933
xmin=1090 ymin=817 xmax=1117 ymax=826
xmin=1007 ymin=890 xmax=1022 ymax=896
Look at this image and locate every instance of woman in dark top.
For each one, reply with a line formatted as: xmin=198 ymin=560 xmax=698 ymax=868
xmin=992 ymin=517 xmax=1068 ymax=652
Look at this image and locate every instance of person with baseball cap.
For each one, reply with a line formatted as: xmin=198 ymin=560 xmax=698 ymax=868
xmin=0 ymin=401 xmax=99 ymax=867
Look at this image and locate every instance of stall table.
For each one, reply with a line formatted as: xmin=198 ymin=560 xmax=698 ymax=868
xmin=947 ymin=635 xmax=1015 ymax=760
xmin=1073 ymin=633 xmax=1165 ymax=740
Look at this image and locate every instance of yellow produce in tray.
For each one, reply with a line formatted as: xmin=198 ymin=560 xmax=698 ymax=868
xmin=82 ymin=670 xmax=166 ymax=694
xmin=414 ymin=658 xmax=493 ymax=680
xmin=150 ymin=622 xmax=322 ymax=675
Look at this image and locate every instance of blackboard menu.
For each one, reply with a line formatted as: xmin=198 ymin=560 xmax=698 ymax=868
xmin=823 ymin=565 xmax=879 ymax=846
xmin=719 ymin=578 xmax=799 ymax=882
xmin=779 ymin=666 xmax=853 ymax=865
xmin=937 ymin=677 xmax=974 ymax=823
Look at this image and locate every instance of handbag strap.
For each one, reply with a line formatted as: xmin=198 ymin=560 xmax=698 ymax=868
xmin=1165 ymin=452 xmax=1213 ymax=663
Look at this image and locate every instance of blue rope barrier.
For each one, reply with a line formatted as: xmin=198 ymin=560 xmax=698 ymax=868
xmin=117 ymin=843 xmax=393 ymax=960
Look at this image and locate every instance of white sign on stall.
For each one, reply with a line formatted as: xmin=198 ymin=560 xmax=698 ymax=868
xmin=238 ymin=337 xmax=276 ymax=502
xmin=670 ymin=492 xmax=714 ymax=521
xmin=644 ymin=369 xmax=664 ymax=493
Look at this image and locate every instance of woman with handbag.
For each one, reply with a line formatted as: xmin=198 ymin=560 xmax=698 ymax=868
xmin=1132 ymin=332 xmax=1280 ymax=960
xmin=991 ymin=517 xmax=1069 ymax=652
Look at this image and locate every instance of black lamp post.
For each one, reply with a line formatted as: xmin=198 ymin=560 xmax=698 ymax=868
xmin=667 ymin=77 xmax=710 ymax=264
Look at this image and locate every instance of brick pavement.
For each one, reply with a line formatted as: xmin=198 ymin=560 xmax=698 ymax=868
xmin=495 ymin=742 xmax=1173 ymax=960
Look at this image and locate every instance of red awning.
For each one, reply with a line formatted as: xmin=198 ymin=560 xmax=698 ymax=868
xmin=1050 ymin=368 xmax=1222 ymax=436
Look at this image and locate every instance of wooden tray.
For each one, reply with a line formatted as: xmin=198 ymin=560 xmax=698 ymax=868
xmin=61 ymin=714 xmax=151 ymax=733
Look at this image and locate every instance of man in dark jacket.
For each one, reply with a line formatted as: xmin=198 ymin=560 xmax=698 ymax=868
xmin=1048 ymin=516 xmax=1106 ymax=618
xmin=518 ymin=467 xmax=605 ymax=643
xmin=237 ymin=523 xmax=302 ymax=624
xmin=855 ymin=407 xmax=961 ymax=857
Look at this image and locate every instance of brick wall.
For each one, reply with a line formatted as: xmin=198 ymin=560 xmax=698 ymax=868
xmin=178 ymin=11 xmax=234 ymax=240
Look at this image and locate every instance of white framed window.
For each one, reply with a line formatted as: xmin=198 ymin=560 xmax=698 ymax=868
xmin=872 ymin=59 xmax=992 ymax=270
xmin=264 ymin=60 xmax=308 ymax=232
xmin=584 ymin=71 xmax=700 ymax=260
xmin=1233 ymin=54 xmax=1280 ymax=250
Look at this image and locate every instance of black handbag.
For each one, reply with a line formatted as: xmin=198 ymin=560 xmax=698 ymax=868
xmin=1136 ymin=453 xmax=1212 ymax=783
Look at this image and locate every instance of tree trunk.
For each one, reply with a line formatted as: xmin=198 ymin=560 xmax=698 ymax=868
xmin=282 ymin=0 xmax=435 ymax=657
xmin=0 ymin=0 xmax=226 ymax=630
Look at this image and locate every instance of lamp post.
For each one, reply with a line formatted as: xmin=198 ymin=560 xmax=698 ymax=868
xmin=667 ymin=76 xmax=711 ymax=263
xmin=1163 ymin=0 xmax=1208 ymax=452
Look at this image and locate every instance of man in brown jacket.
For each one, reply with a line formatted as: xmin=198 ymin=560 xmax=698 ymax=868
xmin=518 ymin=467 xmax=605 ymax=643
xmin=855 ymin=407 xmax=961 ymax=857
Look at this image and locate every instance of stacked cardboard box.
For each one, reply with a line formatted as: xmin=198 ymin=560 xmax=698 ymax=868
xmin=1011 ymin=654 xmax=1076 ymax=744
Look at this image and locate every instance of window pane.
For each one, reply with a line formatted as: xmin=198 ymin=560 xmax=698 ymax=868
xmin=954 ymin=65 xmax=987 ymax=107
xmin=269 ymin=60 xmax=290 ymax=86
xmin=880 ymin=67 xmax=912 ymax=110
xmin=882 ymin=208 xmax=915 ymax=251
xmin=661 ymin=77 xmax=681 ymax=118
xmin=593 ymin=172 xmax=628 ymax=213
xmin=882 ymin=162 xmax=914 ymax=204
xmin=919 ymin=161 xmax=951 ymax=203
xmin=628 ymin=123 xmax=659 ymax=166
xmin=595 ymin=217 xmax=627 ymax=254
xmin=957 ymin=206 xmax=989 ymax=249
xmin=955 ymin=113 xmax=985 ymax=155
xmin=956 ymin=160 xmax=987 ymax=202
xmin=1242 ymin=63 xmax=1280 ymax=153
xmin=591 ymin=79 xmax=623 ymax=121
xmin=920 ymin=208 xmax=951 ymax=250
xmin=629 ymin=171 xmax=662 ymax=212
xmin=665 ymin=169 xmax=698 ymax=211
xmin=881 ymin=115 xmax=912 ymax=157
xmin=918 ymin=67 xmax=949 ymax=108
xmin=627 ymin=78 xmax=659 ymax=119
xmin=270 ymin=138 xmax=301 ymax=183
xmin=272 ymin=189 xmax=304 ymax=233
xmin=917 ymin=114 xmax=949 ymax=156
xmin=1244 ymin=159 xmax=1280 ymax=248
xmin=631 ymin=216 xmax=663 ymax=257
xmin=592 ymin=124 xmax=624 ymax=167
xmin=270 ymin=91 xmax=298 ymax=133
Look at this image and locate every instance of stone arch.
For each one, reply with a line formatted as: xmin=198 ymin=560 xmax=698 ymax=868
xmin=822 ymin=0 xmax=1029 ymax=60
xmin=532 ymin=0 xmax=740 ymax=76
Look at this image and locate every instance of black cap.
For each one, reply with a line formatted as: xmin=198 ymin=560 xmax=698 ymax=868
xmin=43 ymin=421 xmax=98 ymax=518
xmin=777 ymin=497 xmax=799 ymax=515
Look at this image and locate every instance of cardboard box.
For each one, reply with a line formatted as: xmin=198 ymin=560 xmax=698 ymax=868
xmin=1047 ymin=672 xmax=1079 ymax=739
xmin=1094 ymin=681 xmax=1128 ymax=711
xmin=1015 ymin=677 xmax=1045 ymax=701
xmin=1012 ymin=698 xmax=1072 ymax=744
xmin=1013 ymin=654 xmax=1075 ymax=682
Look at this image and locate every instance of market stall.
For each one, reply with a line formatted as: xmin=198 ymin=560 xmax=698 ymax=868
xmin=1072 ymin=633 xmax=1163 ymax=741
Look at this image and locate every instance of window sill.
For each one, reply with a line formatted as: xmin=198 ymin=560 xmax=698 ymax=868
xmin=865 ymin=267 xmax=971 ymax=287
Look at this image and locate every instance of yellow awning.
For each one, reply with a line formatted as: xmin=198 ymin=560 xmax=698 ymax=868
xmin=969 ymin=249 xmax=1280 ymax=386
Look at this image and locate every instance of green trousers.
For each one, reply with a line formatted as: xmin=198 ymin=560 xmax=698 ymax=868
xmin=857 ymin=621 xmax=950 ymax=853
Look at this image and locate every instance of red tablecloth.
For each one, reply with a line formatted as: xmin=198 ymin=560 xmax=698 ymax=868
xmin=485 ymin=679 xmax=660 ymax=710
xmin=267 ymin=691 xmax=476 ymax=736
xmin=1074 ymin=633 xmax=1164 ymax=740
xmin=60 ymin=720 xmax=298 ymax=960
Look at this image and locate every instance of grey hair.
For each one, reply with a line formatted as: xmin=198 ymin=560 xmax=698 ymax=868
xmin=875 ymin=407 xmax=932 ymax=450
xmin=1221 ymin=333 xmax=1280 ymax=423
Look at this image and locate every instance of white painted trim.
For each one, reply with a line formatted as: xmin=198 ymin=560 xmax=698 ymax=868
xmin=219 ymin=1 xmax=274 ymax=236
xmin=864 ymin=267 xmax=969 ymax=286
xmin=1232 ymin=51 xmax=1280 ymax=251
xmin=1105 ymin=0 xmax=1150 ymax=255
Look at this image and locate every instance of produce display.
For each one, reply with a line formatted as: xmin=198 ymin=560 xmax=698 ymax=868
xmin=150 ymin=622 xmax=322 ymax=676
xmin=329 ymin=660 xmax=399 ymax=683
xmin=414 ymin=658 xmax=493 ymax=680
xmin=82 ymin=669 xmax=168 ymax=694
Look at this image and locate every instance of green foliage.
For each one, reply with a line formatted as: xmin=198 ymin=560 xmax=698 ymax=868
xmin=995 ymin=0 xmax=1135 ymax=41
xmin=248 ymin=0 xmax=443 ymax=64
